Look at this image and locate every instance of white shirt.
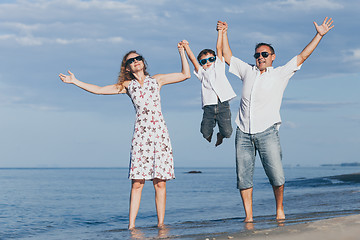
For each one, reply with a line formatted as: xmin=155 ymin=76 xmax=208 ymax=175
xmin=194 ymin=58 xmax=236 ymax=108
xmin=229 ymin=55 xmax=301 ymax=134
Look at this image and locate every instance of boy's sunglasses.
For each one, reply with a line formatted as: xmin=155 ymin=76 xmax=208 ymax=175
xmin=199 ymin=56 xmax=216 ymax=65
xmin=126 ymin=55 xmax=143 ymax=66
xmin=254 ymin=52 xmax=272 ymax=59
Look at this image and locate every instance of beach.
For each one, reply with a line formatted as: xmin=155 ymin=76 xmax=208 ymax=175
xmin=207 ymin=214 xmax=360 ymax=240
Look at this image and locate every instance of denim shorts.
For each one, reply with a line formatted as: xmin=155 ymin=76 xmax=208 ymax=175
xmin=235 ymin=125 xmax=285 ymax=189
xmin=201 ymin=100 xmax=232 ymax=139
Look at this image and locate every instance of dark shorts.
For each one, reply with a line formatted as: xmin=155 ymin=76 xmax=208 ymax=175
xmin=201 ymin=100 xmax=232 ymax=139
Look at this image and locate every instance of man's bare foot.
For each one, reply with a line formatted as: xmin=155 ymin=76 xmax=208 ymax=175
xmin=276 ymin=208 xmax=285 ymax=221
xmin=215 ymin=132 xmax=224 ymax=147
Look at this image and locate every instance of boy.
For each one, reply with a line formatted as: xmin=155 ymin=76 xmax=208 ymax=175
xmin=182 ymin=24 xmax=236 ymax=146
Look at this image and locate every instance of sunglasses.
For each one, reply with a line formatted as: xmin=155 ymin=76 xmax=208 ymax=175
xmin=199 ymin=56 xmax=216 ymax=65
xmin=126 ymin=55 xmax=143 ymax=66
xmin=254 ymin=52 xmax=272 ymax=59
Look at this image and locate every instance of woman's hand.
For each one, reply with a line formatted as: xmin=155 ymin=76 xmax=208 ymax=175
xmin=59 ymin=70 xmax=76 ymax=84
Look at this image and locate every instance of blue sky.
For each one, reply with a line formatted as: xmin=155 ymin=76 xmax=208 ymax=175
xmin=0 ymin=0 xmax=359 ymax=168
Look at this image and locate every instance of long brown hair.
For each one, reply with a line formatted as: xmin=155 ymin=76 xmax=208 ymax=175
xmin=117 ymin=50 xmax=149 ymax=92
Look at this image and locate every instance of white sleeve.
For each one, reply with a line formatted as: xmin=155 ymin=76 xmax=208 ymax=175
xmin=193 ymin=67 xmax=204 ymax=82
xmin=229 ymin=56 xmax=251 ymax=80
xmin=277 ymin=56 xmax=302 ymax=81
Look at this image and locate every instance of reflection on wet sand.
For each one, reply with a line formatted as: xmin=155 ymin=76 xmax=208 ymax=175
xmin=129 ymin=225 xmax=170 ymax=239
xmin=245 ymin=222 xmax=254 ymax=230
xmin=158 ymin=225 xmax=170 ymax=238
xmin=129 ymin=228 xmax=144 ymax=239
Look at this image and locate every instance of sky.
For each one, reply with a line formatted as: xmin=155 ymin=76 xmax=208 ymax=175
xmin=0 ymin=0 xmax=359 ymax=168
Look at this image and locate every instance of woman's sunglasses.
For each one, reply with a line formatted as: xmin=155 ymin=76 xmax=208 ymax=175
xmin=254 ymin=52 xmax=272 ymax=59
xmin=199 ymin=56 xmax=216 ymax=65
xmin=126 ymin=56 xmax=143 ymax=66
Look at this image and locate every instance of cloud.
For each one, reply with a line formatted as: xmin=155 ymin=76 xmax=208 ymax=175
xmin=267 ymin=0 xmax=344 ymax=10
xmin=0 ymin=33 xmax=125 ymax=46
xmin=342 ymin=48 xmax=360 ymax=66
xmin=282 ymin=99 xmax=355 ymax=111
xmin=0 ymin=80 xmax=59 ymax=111
xmin=223 ymin=7 xmax=245 ymax=14
xmin=282 ymin=121 xmax=298 ymax=129
xmin=244 ymin=32 xmax=277 ymax=43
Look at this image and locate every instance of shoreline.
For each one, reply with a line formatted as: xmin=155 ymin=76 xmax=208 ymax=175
xmin=202 ymin=214 xmax=360 ymax=240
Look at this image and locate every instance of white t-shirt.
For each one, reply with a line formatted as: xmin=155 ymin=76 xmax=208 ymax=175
xmin=229 ymin=55 xmax=302 ymax=134
xmin=194 ymin=57 xmax=236 ymax=108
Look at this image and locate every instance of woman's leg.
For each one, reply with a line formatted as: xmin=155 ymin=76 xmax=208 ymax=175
xmin=153 ymin=178 xmax=167 ymax=227
xmin=129 ymin=179 xmax=145 ymax=229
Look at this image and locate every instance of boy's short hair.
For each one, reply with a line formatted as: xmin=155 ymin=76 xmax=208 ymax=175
xmin=197 ymin=49 xmax=216 ymax=62
xmin=255 ymin=43 xmax=275 ymax=54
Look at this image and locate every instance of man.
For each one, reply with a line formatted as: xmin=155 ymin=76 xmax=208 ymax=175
xmin=219 ymin=17 xmax=334 ymax=222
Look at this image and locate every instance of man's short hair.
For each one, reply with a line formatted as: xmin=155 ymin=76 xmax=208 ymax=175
xmin=197 ymin=49 xmax=216 ymax=62
xmin=255 ymin=43 xmax=275 ymax=55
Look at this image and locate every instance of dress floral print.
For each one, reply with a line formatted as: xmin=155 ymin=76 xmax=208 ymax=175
xmin=127 ymin=76 xmax=175 ymax=180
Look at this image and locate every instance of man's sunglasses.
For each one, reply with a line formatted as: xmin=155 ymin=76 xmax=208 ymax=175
xmin=254 ymin=52 xmax=272 ymax=59
xmin=199 ymin=56 xmax=216 ymax=65
xmin=126 ymin=56 xmax=143 ymax=66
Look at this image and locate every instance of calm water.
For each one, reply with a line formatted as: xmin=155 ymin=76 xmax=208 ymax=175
xmin=1 ymin=166 xmax=360 ymax=239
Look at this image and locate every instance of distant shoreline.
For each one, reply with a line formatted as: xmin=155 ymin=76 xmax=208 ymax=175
xmin=321 ymin=162 xmax=360 ymax=167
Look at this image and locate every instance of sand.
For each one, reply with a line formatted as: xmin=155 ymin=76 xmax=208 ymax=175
xmin=203 ymin=214 xmax=360 ymax=240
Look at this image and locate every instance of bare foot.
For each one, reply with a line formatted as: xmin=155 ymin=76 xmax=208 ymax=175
xmin=205 ymin=133 xmax=212 ymax=142
xmin=157 ymin=223 xmax=165 ymax=229
xmin=244 ymin=217 xmax=253 ymax=223
xmin=215 ymin=132 xmax=224 ymax=147
xmin=276 ymin=208 xmax=285 ymax=221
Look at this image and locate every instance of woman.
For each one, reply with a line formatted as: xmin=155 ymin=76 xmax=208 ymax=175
xmin=59 ymin=42 xmax=190 ymax=229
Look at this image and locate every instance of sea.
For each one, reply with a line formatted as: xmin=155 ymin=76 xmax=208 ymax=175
xmin=1 ymin=166 xmax=360 ymax=240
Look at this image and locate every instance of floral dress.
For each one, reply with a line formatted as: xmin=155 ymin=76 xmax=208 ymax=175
xmin=127 ymin=76 xmax=175 ymax=180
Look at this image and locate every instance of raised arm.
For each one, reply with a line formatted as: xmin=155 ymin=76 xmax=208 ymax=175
xmin=154 ymin=42 xmax=191 ymax=88
xmin=297 ymin=17 xmax=334 ymax=66
xmin=216 ymin=24 xmax=224 ymax=62
xmin=59 ymin=71 xmax=124 ymax=95
xmin=182 ymin=40 xmax=201 ymax=73
xmin=218 ymin=21 xmax=232 ymax=65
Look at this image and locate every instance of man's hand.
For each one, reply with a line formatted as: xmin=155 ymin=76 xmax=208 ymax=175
xmin=314 ymin=17 xmax=334 ymax=36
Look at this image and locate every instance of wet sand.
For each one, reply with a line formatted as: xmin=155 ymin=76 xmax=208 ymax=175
xmin=203 ymin=214 xmax=360 ymax=240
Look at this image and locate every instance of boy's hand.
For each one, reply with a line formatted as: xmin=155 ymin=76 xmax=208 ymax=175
xmin=181 ymin=40 xmax=189 ymax=46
